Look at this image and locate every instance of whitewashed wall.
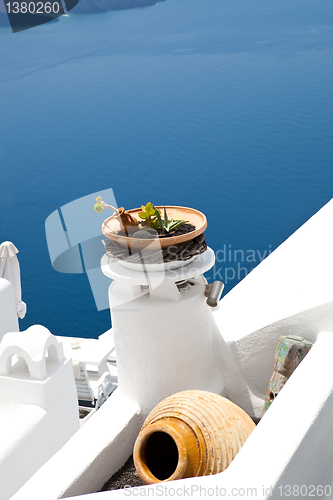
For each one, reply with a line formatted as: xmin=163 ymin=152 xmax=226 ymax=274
xmin=0 ymin=279 xmax=19 ymax=340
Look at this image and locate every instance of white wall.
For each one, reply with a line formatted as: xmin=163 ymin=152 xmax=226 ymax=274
xmin=213 ymin=198 xmax=333 ymax=416
xmin=214 ymin=199 xmax=333 ymax=344
xmin=0 ymin=279 xmax=18 ymax=340
xmin=0 ymin=327 xmax=80 ymax=499
xmin=12 ymin=390 xmax=141 ymax=500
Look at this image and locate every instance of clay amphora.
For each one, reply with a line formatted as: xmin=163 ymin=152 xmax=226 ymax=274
xmin=133 ymin=390 xmax=256 ymax=484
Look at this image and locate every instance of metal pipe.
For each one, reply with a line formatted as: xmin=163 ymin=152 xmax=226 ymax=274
xmin=205 ymin=281 xmax=224 ymax=307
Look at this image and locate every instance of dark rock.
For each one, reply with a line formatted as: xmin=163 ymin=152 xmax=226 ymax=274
xmin=131 ymin=230 xmax=157 ymax=239
xmin=161 ymin=222 xmax=196 ymax=238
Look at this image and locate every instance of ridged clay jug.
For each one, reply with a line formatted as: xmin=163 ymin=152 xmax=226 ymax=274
xmin=133 ymin=390 xmax=256 ymax=484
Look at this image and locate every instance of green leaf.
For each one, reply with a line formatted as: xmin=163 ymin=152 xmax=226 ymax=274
xmin=138 ymin=203 xmax=187 ymax=234
xmin=151 ymin=204 xmax=164 ymax=231
xmin=169 ymin=219 xmax=187 ymax=231
xmin=164 ymin=206 xmax=169 ymax=226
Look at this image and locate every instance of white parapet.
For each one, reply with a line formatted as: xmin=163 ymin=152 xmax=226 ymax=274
xmin=216 ymin=198 xmax=333 ymax=342
xmin=0 ymin=241 xmax=26 ymax=320
xmin=0 ymin=278 xmax=19 ymax=340
xmin=0 ymin=325 xmax=80 ymax=499
xmin=212 ymin=198 xmax=333 ymax=415
xmin=12 ymin=389 xmax=141 ymax=500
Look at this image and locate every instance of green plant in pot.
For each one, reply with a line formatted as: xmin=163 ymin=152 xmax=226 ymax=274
xmin=138 ymin=203 xmax=188 ymax=236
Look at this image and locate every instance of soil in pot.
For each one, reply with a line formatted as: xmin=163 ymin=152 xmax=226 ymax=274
xmin=117 ymin=223 xmax=196 ymax=240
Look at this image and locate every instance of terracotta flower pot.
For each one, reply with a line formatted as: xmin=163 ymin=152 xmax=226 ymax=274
xmin=133 ymin=390 xmax=256 ymax=484
xmin=101 ymin=206 xmax=207 ymax=251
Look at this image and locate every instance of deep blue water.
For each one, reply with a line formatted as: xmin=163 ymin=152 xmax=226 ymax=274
xmin=0 ymin=0 xmax=332 ymax=338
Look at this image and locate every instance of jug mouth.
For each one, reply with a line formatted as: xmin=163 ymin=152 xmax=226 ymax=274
xmin=133 ymin=421 xmax=189 ymax=484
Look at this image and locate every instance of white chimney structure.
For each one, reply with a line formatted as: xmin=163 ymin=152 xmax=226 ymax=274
xmin=101 ymin=247 xmax=249 ymax=417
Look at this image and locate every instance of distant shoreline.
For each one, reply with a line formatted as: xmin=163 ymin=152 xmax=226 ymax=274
xmin=72 ymin=0 xmax=167 ymax=15
xmin=0 ymin=1 xmax=167 ymax=27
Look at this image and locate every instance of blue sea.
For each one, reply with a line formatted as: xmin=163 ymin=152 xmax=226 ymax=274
xmin=0 ymin=0 xmax=332 ymax=338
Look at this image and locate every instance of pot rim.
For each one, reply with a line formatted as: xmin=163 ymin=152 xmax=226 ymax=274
xmin=133 ymin=420 xmax=189 ymax=483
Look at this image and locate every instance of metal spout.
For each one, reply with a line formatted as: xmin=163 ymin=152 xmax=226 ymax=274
xmin=205 ymin=281 xmax=224 ymax=307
